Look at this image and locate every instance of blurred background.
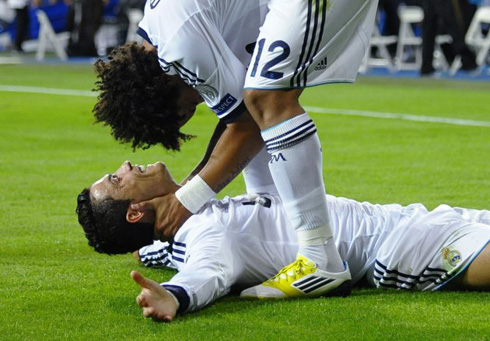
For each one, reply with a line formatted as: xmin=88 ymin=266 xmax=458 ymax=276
xmin=1 ymin=0 xmax=490 ymax=78
xmin=0 ymin=0 xmax=144 ymax=59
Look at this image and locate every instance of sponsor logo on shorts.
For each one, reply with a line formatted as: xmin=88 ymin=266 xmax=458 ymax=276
xmin=314 ymin=57 xmax=328 ymax=71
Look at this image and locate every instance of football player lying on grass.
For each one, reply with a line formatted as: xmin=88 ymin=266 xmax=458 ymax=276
xmin=77 ymin=160 xmax=490 ymax=322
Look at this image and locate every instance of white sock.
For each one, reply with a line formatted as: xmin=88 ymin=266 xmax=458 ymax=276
xmin=261 ymin=113 xmax=344 ymax=273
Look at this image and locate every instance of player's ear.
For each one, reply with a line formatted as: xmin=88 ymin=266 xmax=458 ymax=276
xmin=126 ymin=207 xmax=146 ymax=223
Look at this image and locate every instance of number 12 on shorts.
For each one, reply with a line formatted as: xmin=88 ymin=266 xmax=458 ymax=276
xmin=250 ymin=39 xmax=291 ymax=80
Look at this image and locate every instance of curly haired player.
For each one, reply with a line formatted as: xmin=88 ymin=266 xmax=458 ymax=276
xmin=92 ymin=0 xmax=380 ymax=299
xmin=93 ymin=43 xmax=198 ymax=151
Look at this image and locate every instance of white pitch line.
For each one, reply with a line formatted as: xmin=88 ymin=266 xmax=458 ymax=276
xmin=304 ymin=106 xmax=490 ymax=128
xmin=0 ymin=85 xmax=97 ymax=97
xmin=1 ymin=84 xmax=489 ymax=128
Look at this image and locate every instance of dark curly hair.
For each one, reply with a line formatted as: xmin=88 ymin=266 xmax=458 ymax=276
xmin=76 ymin=188 xmax=154 ymax=255
xmin=93 ymin=42 xmax=194 ymax=151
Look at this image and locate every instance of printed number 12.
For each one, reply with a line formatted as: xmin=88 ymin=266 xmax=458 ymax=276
xmin=250 ymin=39 xmax=290 ymax=80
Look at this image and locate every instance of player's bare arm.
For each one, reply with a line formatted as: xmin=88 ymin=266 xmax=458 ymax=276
xmin=199 ymin=110 xmax=263 ymax=193
xmin=181 ymin=120 xmax=227 ymax=185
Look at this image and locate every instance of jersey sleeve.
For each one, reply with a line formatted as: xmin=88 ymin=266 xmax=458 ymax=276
xmin=138 ymin=241 xmax=177 ymax=269
xmin=138 ymin=3 xmax=248 ymax=123
xmin=160 ymin=219 xmax=236 ymax=313
xmin=165 ymin=29 xmax=247 ymax=123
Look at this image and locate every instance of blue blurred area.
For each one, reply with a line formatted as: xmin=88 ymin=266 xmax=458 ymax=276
xmin=0 ymin=0 xmax=119 ymax=40
xmin=104 ymin=0 xmax=119 ymax=20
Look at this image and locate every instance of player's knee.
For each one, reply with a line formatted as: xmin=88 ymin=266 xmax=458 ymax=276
xmin=243 ymin=89 xmax=271 ymax=125
xmin=244 ymin=89 xmax=303 ymax=129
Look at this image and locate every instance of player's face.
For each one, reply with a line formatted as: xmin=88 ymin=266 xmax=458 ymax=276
xmin=90 ymin=161 xmax=177 ymax=203
xmin=175 ymin=78 xmax=203 ymax=128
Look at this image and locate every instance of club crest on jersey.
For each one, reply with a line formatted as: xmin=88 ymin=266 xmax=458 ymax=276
xmin=196 ymin=85 xmax=218 ymax=102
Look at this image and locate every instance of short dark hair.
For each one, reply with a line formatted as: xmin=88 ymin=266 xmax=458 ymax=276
xmin=76 ymin=188 xmax=154 ymax=255
xmin=92 ymin=42 xmax=194 ymax=151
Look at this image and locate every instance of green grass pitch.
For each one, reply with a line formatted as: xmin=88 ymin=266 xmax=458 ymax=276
xmin=1 ymin=64 xmax=489 ymax=339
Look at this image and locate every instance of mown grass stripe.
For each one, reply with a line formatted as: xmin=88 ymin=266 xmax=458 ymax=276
xmin=305 ymin=106 xmax=490 ymax=127
xmin=1 ymin=84 xmax=489 ymax=127
xmin=0 ymin=85 xmax=96 ymax=97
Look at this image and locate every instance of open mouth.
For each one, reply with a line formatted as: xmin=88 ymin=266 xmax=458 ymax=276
xmin=133 ymin=164 xmax=148 ymax=173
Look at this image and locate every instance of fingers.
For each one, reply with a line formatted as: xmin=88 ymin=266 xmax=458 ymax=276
xmin=143 ymin=307 xmax=156 ymax=318
xmin=131 ymin=196 xmax=167 ymax=212
xmin=132 ymin=271 xmax=162 ymax=293
xmin=136 ymin=294 xmax=147 ymax=307
xmin=131 ymin=271 xmax=151 ymax=289
xmin=130 ymin=199 xmax=154 ymax=212
xmin=143 ymin=307 xmax=173 ymax=323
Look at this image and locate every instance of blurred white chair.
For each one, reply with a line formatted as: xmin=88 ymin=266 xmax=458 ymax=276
xmin=466 ymin=6 xmax=490 ymax=66
xmin=449 ymin=6 xmax=490 ymax=74
xmin=126 ymin=8 xmax=143 ymax=43
xmin=95 ymin=18 xmax=119 ymax=56
xmin=35 ymin=9 xmax=69 ymax=61
xmin=395 ymin=6 xmax=423 ymax=70
xmin=395 ymin=6 xmax=451 ymax=71
xmin=360 ymin=23 xmax=398 ymax=72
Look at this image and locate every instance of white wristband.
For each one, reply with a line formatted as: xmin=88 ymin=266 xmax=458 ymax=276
xmin=175 ymin=175 xmax=216 ymax=214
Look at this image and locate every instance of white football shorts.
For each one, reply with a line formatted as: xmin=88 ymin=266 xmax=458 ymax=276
xmin=244 ymin=0 xmax=379 ymax=89
xmin=370 ymin=204 xmax=490 ymax=291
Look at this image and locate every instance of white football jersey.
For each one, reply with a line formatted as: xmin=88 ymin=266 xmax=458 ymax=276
xmin=138 ymin=0 xmax=269 ymax=123
xmin=139 ymin=194 xmax=490 ymax=313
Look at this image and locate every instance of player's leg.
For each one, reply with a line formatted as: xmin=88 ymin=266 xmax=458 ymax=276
xmin=241 ymin=0 xmax=378 ymax=299
xmin=447 ymin=206 xmax=490 ymax=289
xmin=452 ymin=207 xmax=490 ymax=226
xmin=243 ymin=0 xmax=348 ymax=276
xmin=242 ymin=146 xmax=278 ymax=196
xmin=451 ymin=243 xmax=490 ymax=290
xmin=245 ymin=87 xmax=344 ymax=274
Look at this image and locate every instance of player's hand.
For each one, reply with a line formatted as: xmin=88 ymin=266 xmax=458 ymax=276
xmin=131 ymin=271 xmax=178 ymax=322
xmin=131 ymin=193 xmax=192 ymax=241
